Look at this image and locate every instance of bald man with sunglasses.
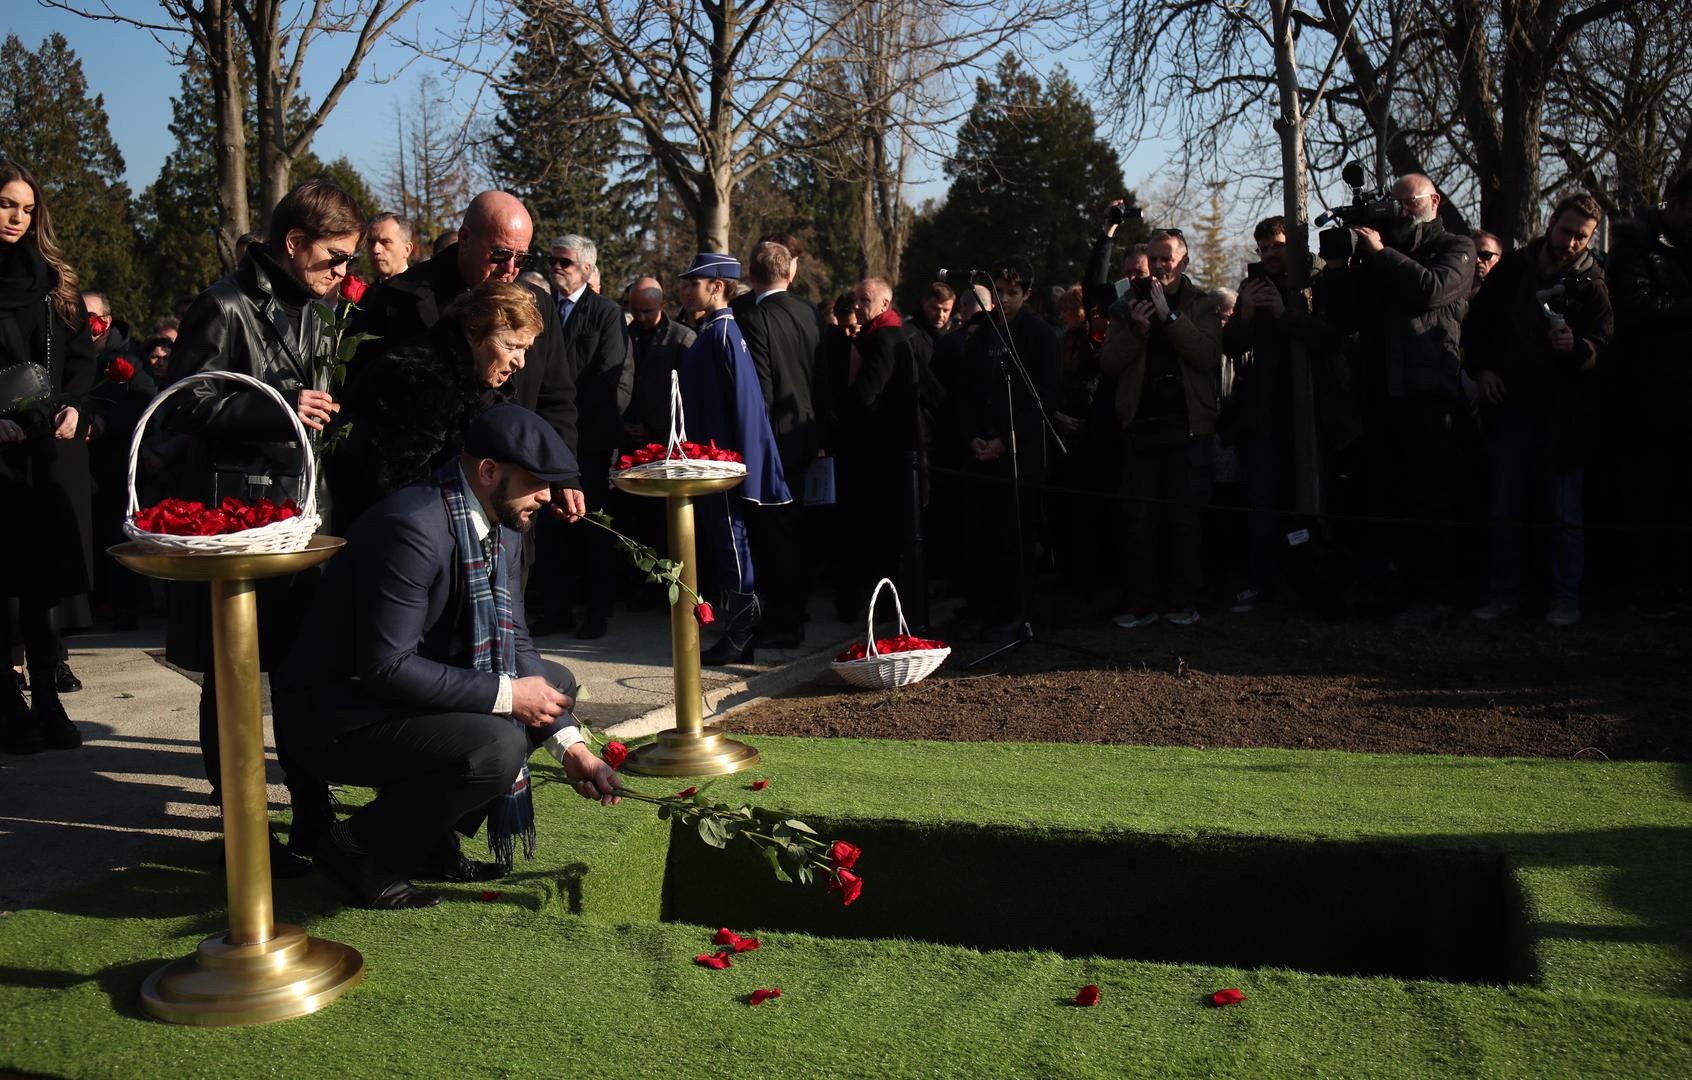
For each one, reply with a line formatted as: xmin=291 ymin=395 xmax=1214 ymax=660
xmin=348 ymin=191 xmax=585 ymax=523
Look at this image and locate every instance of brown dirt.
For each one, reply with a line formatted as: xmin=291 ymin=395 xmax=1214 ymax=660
xmin=733 ymin=605 xmax=1692 ymax=761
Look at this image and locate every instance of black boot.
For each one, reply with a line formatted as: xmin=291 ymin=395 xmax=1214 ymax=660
xmin=1 ymin=678 xmax=43 ymax=754
xmin=27 ymin=665 xmax=80 ymax=750
xmin=700 ymin=590 xmax=759 ymax=666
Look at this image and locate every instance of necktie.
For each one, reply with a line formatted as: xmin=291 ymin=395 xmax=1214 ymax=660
xmin=558 ymin=296 xmax=575 ymax=325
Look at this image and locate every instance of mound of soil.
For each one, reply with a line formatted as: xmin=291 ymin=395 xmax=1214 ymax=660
xmin=733 ymin=606 xmax=1692 ymax=761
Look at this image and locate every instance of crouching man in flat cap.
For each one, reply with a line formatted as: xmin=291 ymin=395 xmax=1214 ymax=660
xmin=274 ymin=403 xmax=621 ymax=910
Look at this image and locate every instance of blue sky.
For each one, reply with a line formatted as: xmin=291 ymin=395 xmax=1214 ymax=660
xmin=13 ymin=3 xmax=1207 ymax=226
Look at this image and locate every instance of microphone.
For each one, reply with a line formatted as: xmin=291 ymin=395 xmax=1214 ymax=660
xmin=937 ymin=268 xmax=986 ymax=283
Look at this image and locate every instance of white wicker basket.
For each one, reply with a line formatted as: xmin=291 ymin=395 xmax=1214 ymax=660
xmin=122 ymin=369 xmax=322 ymax=554
xmin=619 ymin=370 xmax=746 ymax=481
xmin=831 ymin=577 xmax=951 ymax=690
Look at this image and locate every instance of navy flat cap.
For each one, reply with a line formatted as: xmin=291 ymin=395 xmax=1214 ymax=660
xmin=463 ymin=403 xmax=579 ymax=482
xmin=681 ymin=252 xmax=741 ymax=279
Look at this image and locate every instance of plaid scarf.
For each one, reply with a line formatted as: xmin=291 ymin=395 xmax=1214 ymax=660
xmin=438 ymin=462 xmax=533 ymax=870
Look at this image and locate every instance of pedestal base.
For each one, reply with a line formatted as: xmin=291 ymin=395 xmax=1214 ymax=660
xmin=622 ymin=725 xmax=761 ymax=777
xmin=139 ymin=923 xmax=364 ymax=1027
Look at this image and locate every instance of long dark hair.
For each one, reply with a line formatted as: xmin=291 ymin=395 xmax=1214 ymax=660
xmin=0 ymin=160 xmax=81 ymax=324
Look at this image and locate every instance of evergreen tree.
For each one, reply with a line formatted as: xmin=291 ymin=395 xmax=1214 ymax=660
xmin=1192 ymin=182 xmax=1232 ymax=292
xmin=485 ymin=1 xmax=643 ymax=285
xmin=0 ymin=33 xmax=142 ymax=325
xmin=898 ymin=59 xmax=1135 ymax=306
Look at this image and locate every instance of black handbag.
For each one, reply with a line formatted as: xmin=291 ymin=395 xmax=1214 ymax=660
xmin=0 ymin=361 xmax=52 ymax=422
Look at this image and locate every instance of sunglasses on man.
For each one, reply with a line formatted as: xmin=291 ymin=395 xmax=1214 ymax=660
xmin=1476 ymin=250 xmax=1501 ymax=263
xmin=486 ymin=248 xmax=547 ymax=267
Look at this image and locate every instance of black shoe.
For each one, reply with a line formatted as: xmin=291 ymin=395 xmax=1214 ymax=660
xmin=2 ymin=689 xmax=43 ymax=755
xmin=316 ymin=837 xmax=441 ymax=910
xmin=54 ymin=662 xmax=82 ymax=694
xmin=286 ymin=790 xmax=336 ymax=857
xmin=422 ymin=850 xmax=506 ymax=883
xmin=700 ymin=635 xmax=755 ymax=665
xmin=575 ymin=616 xmax=609 ymax=641
xmin=269 ymin=833 xmax=313 ymax=878
xmin=36 ymin=697 xmax=81 ymax=750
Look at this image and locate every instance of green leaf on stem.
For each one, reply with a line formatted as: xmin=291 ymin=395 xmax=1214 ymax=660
xmin=668 ymin=583 xmax=680 ymax=606
xmin=784 ymin=819 xmax=817 ymax=835
xmin=311 ymin=305 xmax=335 ymax=328
xmin=697 ymin=815 xmax=730 ymax=849
xmin=762 ymin=844 xmax=791 ymax=883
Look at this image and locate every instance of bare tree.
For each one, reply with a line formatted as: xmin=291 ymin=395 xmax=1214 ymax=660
xmin=44 ymin=0 xmax=419 ymax=255
xmin=384 ymin=74 xmax=478 ymax=241
xmin=416 ymin=0 xmax=1077 ymax=252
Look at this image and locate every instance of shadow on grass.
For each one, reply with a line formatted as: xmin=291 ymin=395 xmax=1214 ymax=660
xmin=96 ymin=959 xmax=163 ymax=1021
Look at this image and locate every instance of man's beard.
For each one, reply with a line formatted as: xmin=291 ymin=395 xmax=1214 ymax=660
xmin=1390 ymin=209 xmax=1433 ymax=249
xmin=491 ymin=475 xmax=537 ymax=533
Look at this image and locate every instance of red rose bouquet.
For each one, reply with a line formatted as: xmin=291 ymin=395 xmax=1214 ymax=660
xmin=616 ymin=439 xmax=744 ymax=470
xmin=133 ymin=496 xmax=302 ymax=537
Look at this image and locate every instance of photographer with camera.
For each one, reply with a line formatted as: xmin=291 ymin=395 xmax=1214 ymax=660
xmin=1344 ymin=173 xmax=1476 ymax=622
xmin=1463 ymin=193 xmax=1612 ymax=627
xmin=1099 ymin=229 xmax=1224 ymax=628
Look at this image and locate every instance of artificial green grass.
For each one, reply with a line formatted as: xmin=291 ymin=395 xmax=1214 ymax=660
xmin=3 ymin=737 xmax=1690 ymax=1079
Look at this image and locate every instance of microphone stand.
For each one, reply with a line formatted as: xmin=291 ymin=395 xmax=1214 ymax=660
xmin=963 ymin=273 xmax=1093 ymax=669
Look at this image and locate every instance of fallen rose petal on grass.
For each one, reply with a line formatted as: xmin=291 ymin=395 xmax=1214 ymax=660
xmin=732 ymin=937 xmax=761 ymax=953
xmin=712 ymin=928 xmax=742 ymax=948
xmin=748 ymin=988 xmax=781 ymax=1006
xmin=694 ymin=952 xmax=733 ymax=970
xmin=1073 ymin=984 xmax=1100 ymax=1007
xmin=676 ymin=786 xmax=698 ymax=799
xmin=1210 ymin=988 xmax=1246 ymax=1006
xmin=750 ymin=779 xmax=768 ymax=791
xmin=478 ymin=891 xmax=502 ymax=902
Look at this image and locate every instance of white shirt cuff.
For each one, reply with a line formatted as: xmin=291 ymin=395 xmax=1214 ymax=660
xmin=494 ymin=674 xmax=513 ymax=716
xmin=543 ymin=724 xmax=586 ymax=762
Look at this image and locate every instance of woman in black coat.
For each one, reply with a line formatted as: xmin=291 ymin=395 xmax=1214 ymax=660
xmin=162 ymin=178 xmax=365 ymax=860
xmin=0 ymin=161 xmax=96 ymax=753
xmin=327 ymin=279 xmax=543 ymax=533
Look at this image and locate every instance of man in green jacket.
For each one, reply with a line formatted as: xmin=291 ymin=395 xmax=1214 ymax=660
xmin=1099 ymin=229 xmax=1225 ymax=627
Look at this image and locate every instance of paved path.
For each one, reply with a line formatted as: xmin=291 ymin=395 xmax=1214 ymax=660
xmin=0 ymin=600 xmax=860 ymax=914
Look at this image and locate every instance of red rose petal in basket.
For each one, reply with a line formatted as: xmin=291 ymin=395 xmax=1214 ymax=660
xmin=748 ymin=988 xmax=781 ymax=1006
xmin=1210 ymin=988 xmax=1246 ymax=1007
xmin=1073 ymin=984 xmax=1101 ymax=1007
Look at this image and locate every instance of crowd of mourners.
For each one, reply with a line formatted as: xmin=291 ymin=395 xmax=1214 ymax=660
xmin=4 ymin=161 xmax=1692 ymax=743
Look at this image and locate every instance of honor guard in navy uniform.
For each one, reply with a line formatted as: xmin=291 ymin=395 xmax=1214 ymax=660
xmin=674 ymin=252 xmax=791 ymax=664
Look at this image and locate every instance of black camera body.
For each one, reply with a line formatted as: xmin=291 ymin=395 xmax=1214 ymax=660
xmin=1107 ymin=201 xmax=1144 ymax=227
xmin=1316 ymin=161 xmax=1397 ymax=260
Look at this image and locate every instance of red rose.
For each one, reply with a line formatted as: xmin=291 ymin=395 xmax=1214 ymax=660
xmin=340 ymin=274 xmax=368 ymax=305
xmin=828 ymin=840 xmax=861 ymax=870
xmin=828 ymin=868 xmax=863 ymax=906
xmin=107 ymin=357 xmax=136 ymax=384
xmin=748 ymin=988 xmax=781 ymax=1006
xmin=694 ymin=602 xmax=714 ymax=625
xmin=712 ymin=928 xmax=742 ymax=948
xmin=603 ymin=741 xmax=629 ymax=769
xmin=694 ymin=952 xmax=732 ymax=970
xmin=676 ymin=786 xmax=698 ymax=799
xmin=750 ymin=779 xmax=768 ymax=791
xmin=1073 ymin=984 xmax=1100 ymax=1007
xmin=1210 ymin=988 xmax=1246 ymax=1007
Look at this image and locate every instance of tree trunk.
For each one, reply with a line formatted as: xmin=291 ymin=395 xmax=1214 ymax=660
xmin=1270 ymin=0 xmax=1322 ymax=515
xmin=207 ymin=0 xmax=250 ymax=270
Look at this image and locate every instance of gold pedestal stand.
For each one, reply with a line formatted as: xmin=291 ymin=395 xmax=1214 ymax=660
xmin=110 ymin=537 xmax=364 ymax=1027
xmin=610 ymin=473 xmax=760 ymax=777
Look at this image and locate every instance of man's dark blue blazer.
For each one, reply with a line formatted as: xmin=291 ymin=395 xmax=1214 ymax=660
xmin=274 ymin=479 xmax=554 ymax=752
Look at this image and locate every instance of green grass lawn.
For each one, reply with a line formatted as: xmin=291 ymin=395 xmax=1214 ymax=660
xmin=3 ymin=737 xmax=1690 ymax=1078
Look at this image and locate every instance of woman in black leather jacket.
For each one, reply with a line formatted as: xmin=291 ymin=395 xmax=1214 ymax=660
xmin=328 ymin=280 xmax=542 ymax=533
xmin=162 ymin=178 xmax=365 ymax=863
xmin=0 ymin=160 xmax=95 ymax=754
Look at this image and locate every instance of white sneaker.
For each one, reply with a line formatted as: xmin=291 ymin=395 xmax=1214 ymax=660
xmin=1471 ymin=599 xmax=1517 ymax=621
xmin=1546 ymin=600 xmax=1581 ymax=627
xmin=1229 ymin=588 xmax=1261 ymax=614
xmin=1164 ymin=609 xmax=1201 ymax=627
xmin=1112 ymin=609 xmax=1160 ymax=629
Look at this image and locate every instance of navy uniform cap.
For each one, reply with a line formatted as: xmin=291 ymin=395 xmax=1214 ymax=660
xmin=463 ymin=403 xmax=577 ymax=482
xmin=681 ymin=252 xmax=741 ymax=279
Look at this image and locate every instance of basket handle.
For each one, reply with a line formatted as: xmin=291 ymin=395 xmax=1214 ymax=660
xmin=665 ymin=369 xmax=689 ymax=457
xmin=126 ymin=369 xmax=318 ymax=520
xmin=864 ymin=577 xmax=912 ymax=658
